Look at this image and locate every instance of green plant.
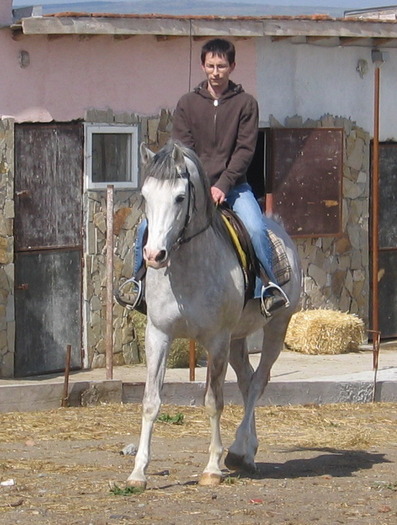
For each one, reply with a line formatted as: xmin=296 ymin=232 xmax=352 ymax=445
xmin=110 ymin=484 xmax=144 ymax=496
xmin=157 ymin=412 xmax=184 ymax=425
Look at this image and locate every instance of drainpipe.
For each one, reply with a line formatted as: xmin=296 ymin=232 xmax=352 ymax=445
xmin=371 ymin=49 xmax=385 ymax=336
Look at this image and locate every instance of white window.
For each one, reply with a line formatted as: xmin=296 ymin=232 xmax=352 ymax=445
xmin=84 ymin=124 xmax=139 ymax=190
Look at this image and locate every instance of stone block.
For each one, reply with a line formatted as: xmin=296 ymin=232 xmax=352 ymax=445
xmin=80 ymin=381 xmax=122 ymax=406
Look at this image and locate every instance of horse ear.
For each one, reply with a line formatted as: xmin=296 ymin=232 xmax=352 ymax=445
xmin=140 ymin=142 xmax=154 ymax=165
xmin=172 ymin=142 xmax=185 ymax=168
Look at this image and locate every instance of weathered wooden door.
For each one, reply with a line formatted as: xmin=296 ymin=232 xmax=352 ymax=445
xmin=14 ymin=123 xmax=83 ymax=376
xmin=376 ymin=143 xmax=397 ymax=338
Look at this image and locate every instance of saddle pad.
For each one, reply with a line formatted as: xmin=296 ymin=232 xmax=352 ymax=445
xmin=268 ymin=229 xmax=291 ymax=286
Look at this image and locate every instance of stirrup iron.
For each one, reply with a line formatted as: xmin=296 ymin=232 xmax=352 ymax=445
xmin=114 ymin=277 xmax=143 ymax=311
xmin=260 ymin=281 xmax=290 ymax=317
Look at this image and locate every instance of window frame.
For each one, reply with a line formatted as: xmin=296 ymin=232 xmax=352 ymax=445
xmin=84 ymin=123 xmax=139 ymax=190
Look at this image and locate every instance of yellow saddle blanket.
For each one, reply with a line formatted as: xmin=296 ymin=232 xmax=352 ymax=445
xmin=220 ymin=208 xmax=291 ymax=288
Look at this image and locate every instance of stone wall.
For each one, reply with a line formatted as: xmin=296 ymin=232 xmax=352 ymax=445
xmin=0 ymin=109 xmax=370 ymax=375
xmin=274 ymin=115 xmax=370 ymax=324
xmin=0 ymin=118 xmax=15 ymax=377
xmin=84 ymin=108 xmax=173 ymax=368
xmin=85 ymin=110 xmax=370 ymax=369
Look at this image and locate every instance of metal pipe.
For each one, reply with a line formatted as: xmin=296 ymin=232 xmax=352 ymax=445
xmin=371 ymin=65 xmax=380 ymax=334
xmin=106 ymin=185 xmax=114 ymax=381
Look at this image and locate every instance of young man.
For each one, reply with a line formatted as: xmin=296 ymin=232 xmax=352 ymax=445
xmin=118 ymin=38 xmax=288 ymax=316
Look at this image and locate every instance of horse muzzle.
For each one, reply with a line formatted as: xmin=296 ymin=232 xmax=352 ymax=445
xmin=144 ymin=248 xmax=169 ymax=269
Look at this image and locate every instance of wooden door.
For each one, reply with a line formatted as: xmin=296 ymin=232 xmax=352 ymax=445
xmin=376 ymin=143 xmax=397 ymax=338
xmin=14 ymin=123 xmax=83 ymax=376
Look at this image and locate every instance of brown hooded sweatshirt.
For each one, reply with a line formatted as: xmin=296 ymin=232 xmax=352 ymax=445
xmin=172 ymin=80 xmax=259 ymax=196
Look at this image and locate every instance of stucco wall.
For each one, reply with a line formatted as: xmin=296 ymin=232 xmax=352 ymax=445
xmin=256 ymin=37 xmax=397 ymax=141
xmin=0 ymin=31 xmax=256 ymax=122
xmin=1 ymin=30 xmax=397 ymax=140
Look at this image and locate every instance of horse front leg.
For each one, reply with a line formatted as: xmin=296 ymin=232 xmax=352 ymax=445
xmin=199 ymin=335 xmax=230 ymax=487
xmin=127 ymin=322 xmax=171 ymax=490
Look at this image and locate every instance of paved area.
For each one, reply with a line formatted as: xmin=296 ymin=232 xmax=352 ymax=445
xmin=0 ymin=342 xmax=395 ymax=412
xmin=1 ymin=342 xmax=396 ymax=385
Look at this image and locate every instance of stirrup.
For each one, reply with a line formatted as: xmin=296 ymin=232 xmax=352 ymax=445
xmin=260 ymin=282 xmax=290 ymax=317
xmin=114 ymin=277 xmax=143 ymax=311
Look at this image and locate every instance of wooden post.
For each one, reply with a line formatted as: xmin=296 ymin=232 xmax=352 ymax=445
xmin=106 ymin=185 xmax=114 ymax=381
xmin=189 ymin=340 xmax=196 ymax=381
xmin=61 ymin=344 xmax=72 ymax=407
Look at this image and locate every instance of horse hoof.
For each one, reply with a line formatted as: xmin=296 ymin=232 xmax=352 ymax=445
xmin=224 ymin=451 xmax=244 ymax=471
xmin=225 ymin=452 xmax=257 ymax=474
xmin=199 ymin=472 xmax=222 ymax=486
xmin=126 ymin=479 xmax=147 ymax=491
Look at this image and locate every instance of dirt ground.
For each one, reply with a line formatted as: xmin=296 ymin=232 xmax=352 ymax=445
xmin=0 ymin=402 xmax=396 ymax=525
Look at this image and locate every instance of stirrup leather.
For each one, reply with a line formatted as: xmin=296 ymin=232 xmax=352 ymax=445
xmin=260 ymin=281 xmax=290 ymax=317
xmin=114 ymin=277 xmax=143 ymax=310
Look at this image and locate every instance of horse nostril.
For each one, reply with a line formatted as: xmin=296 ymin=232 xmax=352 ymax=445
xmin=155 ymin=250 xmax=167 ymax=263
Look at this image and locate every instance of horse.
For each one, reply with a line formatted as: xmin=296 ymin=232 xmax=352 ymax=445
xmin=126 ymin=140 xmax=301 ymax=489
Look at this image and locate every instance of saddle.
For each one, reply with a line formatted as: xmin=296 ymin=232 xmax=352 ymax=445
xmin=219 ymin=205 xmax=291 ymax=302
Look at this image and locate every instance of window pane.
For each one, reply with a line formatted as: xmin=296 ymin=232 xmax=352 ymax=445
xmin=92 ymin=133 xmax=129 ymax=183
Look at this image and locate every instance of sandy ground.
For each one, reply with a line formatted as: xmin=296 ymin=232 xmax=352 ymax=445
xmin=0 ymin=402 xmax=396 ymax=524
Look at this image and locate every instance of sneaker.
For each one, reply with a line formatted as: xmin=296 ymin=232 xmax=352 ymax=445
xmin=260 ymin=282 xmax=290 ymax=317
xmin=114 ymin=277 xmax=143 ymax=311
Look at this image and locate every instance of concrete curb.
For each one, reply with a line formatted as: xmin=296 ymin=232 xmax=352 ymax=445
xmin=0 ymin=378 xmax=395 ymax=413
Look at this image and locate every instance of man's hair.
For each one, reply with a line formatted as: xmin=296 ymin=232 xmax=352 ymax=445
xmin=200 ymin=38 xmax=236 ymax=65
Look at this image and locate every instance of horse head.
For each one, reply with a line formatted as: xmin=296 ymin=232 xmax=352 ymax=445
xmin=140 ymin=141 xmax=200 ymax=269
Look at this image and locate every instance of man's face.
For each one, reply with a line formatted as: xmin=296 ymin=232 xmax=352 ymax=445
xmin=201 ymin=52 xmax=235 ymax=94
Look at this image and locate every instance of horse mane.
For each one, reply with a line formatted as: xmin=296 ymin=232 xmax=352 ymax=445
xmin=145 ymin=140 xmax=226 ymax=239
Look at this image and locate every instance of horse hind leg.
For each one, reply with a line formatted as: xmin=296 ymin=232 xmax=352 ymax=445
xmin=226 ymin=319 xmax=288 ymax=473
xmin=127 ymin=324 xmax=171 ymax=490
xmin=199 ymin=335 xmax=230 ymax=487
xmin=225 ymin=338 xmax=258 ymax=473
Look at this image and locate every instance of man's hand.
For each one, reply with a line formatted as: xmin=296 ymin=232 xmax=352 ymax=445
xmin=211 ymin=186 xmax=226 ymax=205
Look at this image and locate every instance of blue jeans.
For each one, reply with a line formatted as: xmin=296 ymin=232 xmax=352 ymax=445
xmin=133 ymin=217 xmax=147 ymax=276
xmin=133 ymin=183 xmax=276 ymax=283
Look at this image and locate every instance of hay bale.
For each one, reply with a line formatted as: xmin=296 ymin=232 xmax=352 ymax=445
xmin=285 ymin=309 xmax=365 ymax=355
xmin=131 ymin=311 xmax=206 ymax=368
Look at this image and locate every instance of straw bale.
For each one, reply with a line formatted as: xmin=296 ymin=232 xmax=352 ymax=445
xmin=285 ymin=309 xmax=365 ymax=355
xmin=131 ymin=311 xmax=206 ymax=368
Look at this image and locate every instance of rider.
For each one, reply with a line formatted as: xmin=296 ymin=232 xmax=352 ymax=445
xmin=119 ymin=38 xmax=289 ymax=316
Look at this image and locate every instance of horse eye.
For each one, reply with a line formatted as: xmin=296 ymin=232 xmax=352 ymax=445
xmin=175 ymin=194 xmax=185 ymax=204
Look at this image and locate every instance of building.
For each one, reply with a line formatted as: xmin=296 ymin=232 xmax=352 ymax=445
xmin=1 ymin=0 xmax=397 ymax=376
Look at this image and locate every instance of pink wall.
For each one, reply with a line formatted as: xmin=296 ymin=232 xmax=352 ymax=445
xmin=0 ymin=31 xmax=257 ymax=122
xmin=0 ymin=1 xmax=12 ymax=27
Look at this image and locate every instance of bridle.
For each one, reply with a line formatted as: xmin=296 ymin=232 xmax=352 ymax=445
xmin=173 ymin=167 xmax=213 ymax=249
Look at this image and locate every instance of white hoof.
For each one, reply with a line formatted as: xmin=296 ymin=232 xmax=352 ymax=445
xmin=199 ymin=472 xmax=222 ymax=486
xmin=126 ymin=478 xmax=147 ymax=491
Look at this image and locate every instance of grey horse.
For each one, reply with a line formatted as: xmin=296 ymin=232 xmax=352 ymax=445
xmin=127 ymin=140 xmax=301 ymax=489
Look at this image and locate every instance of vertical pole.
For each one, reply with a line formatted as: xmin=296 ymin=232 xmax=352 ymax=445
xmin=61 ymin=344 xmax=72 ymax=408
xmin=106 ymin=185 xmax=114 ymax=380
xmin=371 ymin=66 xmax=380 ymax=335
xmin=189 ymin=339 xmax=196 ymax=381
